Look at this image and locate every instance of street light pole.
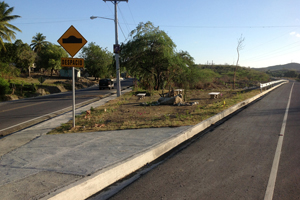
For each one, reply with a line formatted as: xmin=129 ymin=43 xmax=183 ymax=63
xmin=102 ymin=0 xmax=128 ymax=97
xmin=114 ymin=1 xmax=121 ymax=97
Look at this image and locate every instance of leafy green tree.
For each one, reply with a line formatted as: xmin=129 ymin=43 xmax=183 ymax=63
xmin=167 ymin=51 xmax=195 ymax=89
xmin=15 ymin=41 xmax=36 ymax=77
xmin=0 ymin=41 xmax=17 ymax=63
xmin=36 ymin=43 xmax=68 ymax=76
xmin=0 ymin=62 xmax=20 ymax=78
xmin=30 ymin=32 xmax=48 ymax=52
xmin=0 ymin=1 xmax=21 ymax=51
xmin=121 ymin=21 xmax=191 ymax=90
xmin=0 ymin=77 xmax=9 ymax=96
xmin=80 ymin=42 xmax=114 ymax=80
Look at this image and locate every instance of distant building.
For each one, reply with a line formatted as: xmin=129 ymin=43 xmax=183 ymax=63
xmin=59 ymin=68 xmax=81 ymax=78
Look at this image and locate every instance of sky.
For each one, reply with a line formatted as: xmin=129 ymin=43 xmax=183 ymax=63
xmin=6 ymin=0 xmax=300 ymax=68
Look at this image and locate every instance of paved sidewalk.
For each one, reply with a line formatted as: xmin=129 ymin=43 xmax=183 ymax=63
xmin=0 ymin=88 xmax=191 ymax=200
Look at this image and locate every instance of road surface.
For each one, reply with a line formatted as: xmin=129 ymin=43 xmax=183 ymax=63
xmin=91 ymin=81 xmax=299 ymax=200
xmin=0 ymin=78 xmax=134 ymax=136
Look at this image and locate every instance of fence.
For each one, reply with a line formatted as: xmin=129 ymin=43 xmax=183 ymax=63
xmin=260 ymin=79 xmax=288 ymax=92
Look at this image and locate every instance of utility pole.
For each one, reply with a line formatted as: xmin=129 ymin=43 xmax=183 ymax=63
xmin=103 ymin=0 xmax=128 ymax=97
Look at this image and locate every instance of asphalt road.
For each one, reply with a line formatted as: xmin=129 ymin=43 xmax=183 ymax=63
xmin=0 ymin=78 xmax=134 ymax=134
xmin=95 ymin=81 xmax=300 ymax=200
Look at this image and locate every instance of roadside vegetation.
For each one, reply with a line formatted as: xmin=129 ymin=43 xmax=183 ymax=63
xmin=48 ymin=87 xmax=262 ymax=134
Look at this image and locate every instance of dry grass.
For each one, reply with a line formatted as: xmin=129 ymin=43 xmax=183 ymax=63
xmin=48 ymin=88 xmax=261 ymax=134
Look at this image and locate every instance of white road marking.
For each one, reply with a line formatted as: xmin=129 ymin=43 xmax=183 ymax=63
xmin=264 ymin=82 xmax=294 ymax=200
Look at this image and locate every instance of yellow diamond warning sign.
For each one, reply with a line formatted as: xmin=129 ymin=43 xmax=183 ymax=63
xmin=58 ymin=25 xmax=87 ymax=57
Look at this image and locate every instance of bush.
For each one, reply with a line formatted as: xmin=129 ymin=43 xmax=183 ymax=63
xmin=0 ymin=78 xmax=9 ymax=96
xmin=0 ymin=63 xmax=20 ymax=78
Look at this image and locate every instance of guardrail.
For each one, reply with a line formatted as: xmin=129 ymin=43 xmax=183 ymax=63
xmin=260 ymin=79 xmax=288 ymax=92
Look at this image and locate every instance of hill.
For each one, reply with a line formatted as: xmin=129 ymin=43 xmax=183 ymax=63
xmin=255 ymin=63 xmax=300 ymax=72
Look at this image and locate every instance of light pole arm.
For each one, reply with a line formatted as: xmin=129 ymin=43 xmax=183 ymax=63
xmin=90 ymin=16 xmax=114 ymax=21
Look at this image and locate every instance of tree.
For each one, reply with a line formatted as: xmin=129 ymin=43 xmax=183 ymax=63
xmin=0 ymin=1 xmax=21 ymax=51
xmin=15 ymin=41 xmax=36 ymax=77
xmin=0 ymin=41 xmax=17 ymax=63
xmin=233 ymin=34 xmax=245 ymax=89
xmin=30 ymin=32 xmax=48 ymax=52
xmin=121 ymin=21 xmax=190 ymax=90
xmin=80 ymin=42 xmax=114 ymax=80
xmin=36 ymin=43 xmax=68 ymax=76
xmin=167 ymin=50 xmax=195 ymax=88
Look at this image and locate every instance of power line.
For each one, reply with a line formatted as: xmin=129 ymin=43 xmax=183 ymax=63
xmin=245 ymin=47 xmax=300 ymax=63
xmin=127 ymin=3 xmax=136 ymax=26
xmin=118 ymin=6 xmax=130 ymax=37
xmin=158 ymin=25 xmax=300 ymax=29
xmin=242 ymin=41 xmax=300 ymax=62
xmin=243 ymin=30 xmax=295 ymax=53
xmin=118 ymin=22 xmax=128 ymax=42
xmin=13 ymin=19 xmax=89 ymax=24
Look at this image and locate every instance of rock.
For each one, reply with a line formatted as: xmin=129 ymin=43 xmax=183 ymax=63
xmin=35 ymin=88 xmax=47 ymax=96
xmin=174 ymin=96 xmax=183 ymax=105
xmin=3 ymin=95 xmax=19 ymax=101
xmin=191 ymin=102 xmax=199 ymax=106
xmin=159 ymin=95 xmax=183 ymax=105
xmin=159 ymin=97 xmax=174 ymax=105
xmin=56 ymin=85 xmax=67 ymax=92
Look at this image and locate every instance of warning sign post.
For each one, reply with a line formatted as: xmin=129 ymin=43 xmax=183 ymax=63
xmin=58 ymin=25 xmax=87 ymax=127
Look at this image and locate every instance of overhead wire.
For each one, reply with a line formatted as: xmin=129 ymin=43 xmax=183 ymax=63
xmin=127 ymin=3 xmax=136 ymax=27
xmin=245 ymin=47 xmax=300 ymax=63
xmin=242 ymin=30 xmax=295 ymax=53
xmin=241 ymin=41 xmax=300 ymax=63
xmin=13 ymin=19 xmax=89 ymax=24
xmin=118 ymin=6 xmax=130 ymax=35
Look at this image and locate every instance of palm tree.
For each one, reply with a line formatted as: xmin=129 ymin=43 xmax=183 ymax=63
xmin=30 ymin=32 xmax=48 ymax=52
xmin=0 ymin=1 xmax=21 ymax=51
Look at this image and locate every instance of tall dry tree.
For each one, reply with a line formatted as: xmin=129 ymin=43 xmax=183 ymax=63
xmin=233 ymin=34 xmax=245 ymax=89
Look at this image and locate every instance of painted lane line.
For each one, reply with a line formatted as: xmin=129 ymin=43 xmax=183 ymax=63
xmin=0 ymin=96 xmax=102 ymax=133
xmin=0 ymin=101 xmax=46 ymax=113
xmin=264 ymin=82 xmax=294 ymax=200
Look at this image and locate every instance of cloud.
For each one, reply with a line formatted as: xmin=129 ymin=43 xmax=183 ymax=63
xmin=290 ymin=32 xmax=300 ymax=37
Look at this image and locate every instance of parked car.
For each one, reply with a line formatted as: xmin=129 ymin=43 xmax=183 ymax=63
xmin=99 ymin=79 xmax=114 ymax=90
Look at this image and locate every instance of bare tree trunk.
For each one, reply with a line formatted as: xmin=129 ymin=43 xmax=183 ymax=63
xmin=234 ymin=34 xmax=245 ymax=90
xmin=28 ymin=66 xmax=31 ymax=77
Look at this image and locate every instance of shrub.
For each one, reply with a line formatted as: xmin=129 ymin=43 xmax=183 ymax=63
xmin=0 ymin=78 xmax=9 ymax=96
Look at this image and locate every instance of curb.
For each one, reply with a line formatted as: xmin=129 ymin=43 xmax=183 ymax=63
xmin=44 ymin=81 xmax=288 ymax=200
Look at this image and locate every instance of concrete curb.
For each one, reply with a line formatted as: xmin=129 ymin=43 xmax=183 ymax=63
xmin=44 ymin=81 xmax=288 ymax=200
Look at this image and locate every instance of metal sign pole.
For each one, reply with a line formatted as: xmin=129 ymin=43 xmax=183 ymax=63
xmin=72 ymin=65 xmax=75 ymax=127
xmin=57 ymin=25 xmax=87 ymax=128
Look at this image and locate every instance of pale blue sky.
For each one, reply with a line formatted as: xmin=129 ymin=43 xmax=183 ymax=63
xmin=7 ymin=0 xmax=300 ymax=68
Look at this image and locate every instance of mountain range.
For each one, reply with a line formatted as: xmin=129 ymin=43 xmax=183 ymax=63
xmin=255 ymin=63 xmax=300 ymax=72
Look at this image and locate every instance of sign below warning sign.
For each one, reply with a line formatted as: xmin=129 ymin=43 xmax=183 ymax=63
xmin=61 ymin=58 xmax=84 ymax=68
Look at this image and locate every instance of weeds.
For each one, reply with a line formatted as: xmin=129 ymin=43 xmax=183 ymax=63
xmin=48 ymin=88 xmax=261 ymax=134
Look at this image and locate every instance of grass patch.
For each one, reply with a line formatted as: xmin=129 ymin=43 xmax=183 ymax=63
xmin=48 ymin=88 xmax=261 ymax=134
